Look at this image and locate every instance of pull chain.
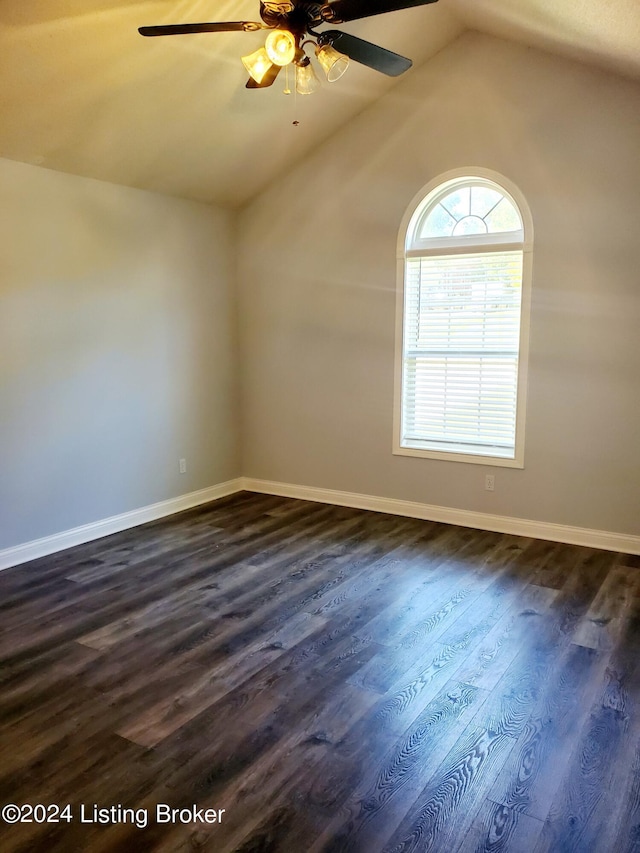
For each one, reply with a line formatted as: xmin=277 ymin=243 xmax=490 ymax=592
xmin=282 ymin=63 xmax=300 ymax=126
xmin=292 ymin=68 xmax=299 ymax=126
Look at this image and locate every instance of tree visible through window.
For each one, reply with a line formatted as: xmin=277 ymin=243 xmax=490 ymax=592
xmin=394 ymin=171 xmax=532 ymax=467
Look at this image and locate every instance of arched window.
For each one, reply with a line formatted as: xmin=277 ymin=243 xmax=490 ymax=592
xmin=394 ymin=169 xmax=533 ymax=467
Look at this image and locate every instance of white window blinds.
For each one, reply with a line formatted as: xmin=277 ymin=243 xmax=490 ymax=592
xmin=401 ymin=250 xmax=523 ymax=458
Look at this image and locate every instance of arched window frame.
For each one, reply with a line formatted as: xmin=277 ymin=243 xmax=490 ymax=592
xmin=393 ymin=168 xmax=534 ymax=468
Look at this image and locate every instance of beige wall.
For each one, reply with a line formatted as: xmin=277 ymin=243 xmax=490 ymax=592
xmin=1 ymin=158 xmax=239 ymax=550
xmin=237 ymin=32 xmax=640 ymax=537
xmin=3 ymin=31 xmax=639 ymax=551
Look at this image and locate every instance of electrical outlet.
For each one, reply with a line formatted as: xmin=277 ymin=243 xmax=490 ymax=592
xmin=179 ymin=458 xmax=187 ymax=474
xmin=485 ymin=474 xmax=495 ymax=492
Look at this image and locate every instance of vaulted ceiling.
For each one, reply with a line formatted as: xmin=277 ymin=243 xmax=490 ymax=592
xmin=1 ymin=1 xmax=639 ymax=208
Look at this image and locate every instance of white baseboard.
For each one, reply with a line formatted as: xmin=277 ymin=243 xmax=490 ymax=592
xmin=0 ymin=478 xmax=244 ymax=571
xmin=3 ymin=475 xmax=638 ymax=571
xmin=241 ymin=477 xmax=640 ymax=555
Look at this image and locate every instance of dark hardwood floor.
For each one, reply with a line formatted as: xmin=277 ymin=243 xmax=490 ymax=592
xmin=1 ymin=491 xmax=639 ymax=852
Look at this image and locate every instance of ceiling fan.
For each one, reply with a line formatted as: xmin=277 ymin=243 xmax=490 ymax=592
xmin=139 ymin=0 xmax=439 ymax=93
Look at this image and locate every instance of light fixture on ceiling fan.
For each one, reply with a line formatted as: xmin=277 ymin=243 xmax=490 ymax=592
xmin=138 ymin=0 xmax=440 ymax=94
xmin=241 ymin=28 xmax=345 ymax=92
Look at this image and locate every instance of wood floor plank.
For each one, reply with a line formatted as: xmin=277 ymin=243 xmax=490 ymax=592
xmin=457 ymin=799 xmax=544 ymax=853
xmin=402 ymin=537 xmax=540 ymax=648
xmin=573 ymin=563 xmax=640 ymax=650
xmin=157 ymin=633 xmax=385 ymax=801
xmin=486 ymin=641 xmax=607 ymax=820
xmin=197 ymin=682 xmax=382 ymax=852
xmin=353 ymin=531 xmax=508 ymax=653
xmin=308 ymin=680 xmax=489 ymax=853
xmin=451 ymin=584 xmax=558 ymax=692
xmin=609 ymin=733 xmax=640 ymax=853
xmin=380 ymin=724 xmax=518 ymax=853
xmin=117 ymin=610 xmax=328 ymax=746
xmin=0 ymin=503 xmax=361 ymax=665
xmin=533 ymin=612 xmax=640 ymax=852
xmin=347 ymin=554 xmax=537 ymax=706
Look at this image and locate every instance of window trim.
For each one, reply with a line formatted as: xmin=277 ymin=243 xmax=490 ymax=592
xmin=393 ymin=168 xmax=534 ymax=469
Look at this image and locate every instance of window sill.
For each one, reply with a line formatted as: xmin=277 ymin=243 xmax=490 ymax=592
xmin=393 ymin=445 xmax=524 ymax=469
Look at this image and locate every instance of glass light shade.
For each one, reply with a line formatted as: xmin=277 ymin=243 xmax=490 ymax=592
xmin=265 ymin=30 xmax=296 ymax=66
xmin=241 ymin=47 xmax=273 ymax=84
xmin=295 ymin=60 xmax=320 ymax=95
xmin=316 ymin=44 xmax=349 ymax=82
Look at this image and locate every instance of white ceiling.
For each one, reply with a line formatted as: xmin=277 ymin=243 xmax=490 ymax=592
xmin=1 ymin=1 xmax=639 ymax=208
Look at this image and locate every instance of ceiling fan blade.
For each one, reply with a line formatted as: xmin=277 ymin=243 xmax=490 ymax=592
xmin=322 ymin=0 xmax=437 ymax=24
xmin=246 ymin=64 xmax=282 ymax=88
xmin=323 ymin=31 xmax=412 ymax=76
xmin=138 ymin=22 xmax=267 ymax=37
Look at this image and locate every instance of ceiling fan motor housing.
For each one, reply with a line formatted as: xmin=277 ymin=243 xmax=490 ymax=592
xmin=260 ymin=1 xmax=325 ymax=33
